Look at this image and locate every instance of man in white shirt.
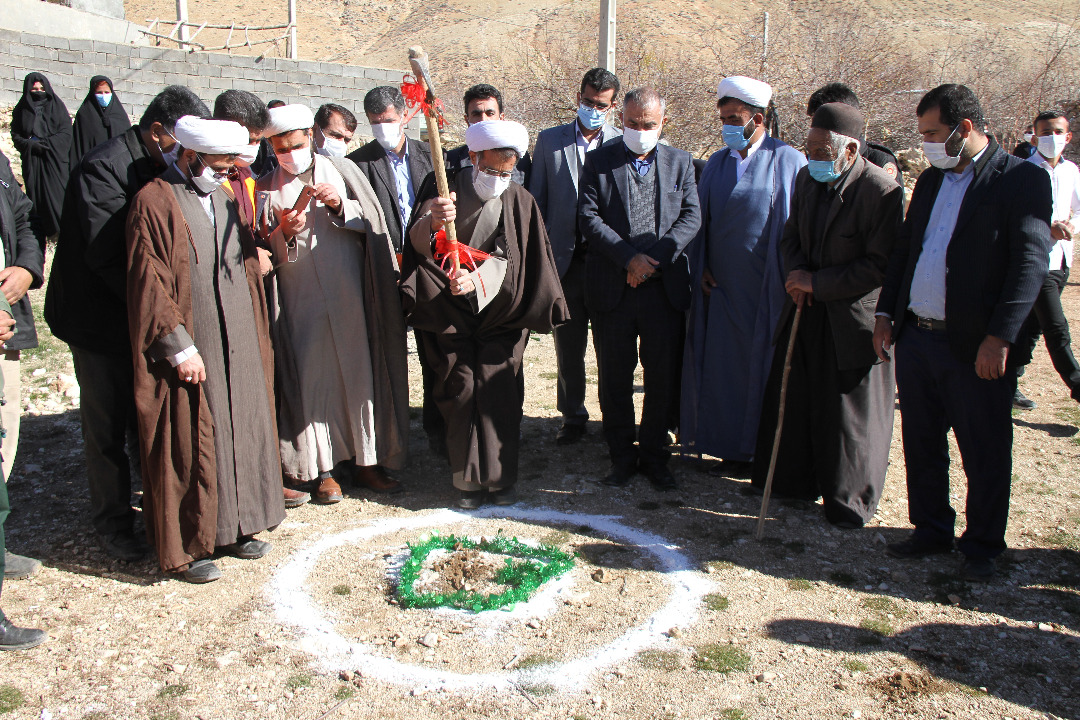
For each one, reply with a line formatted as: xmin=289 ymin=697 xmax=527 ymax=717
xmin=1014 ymin=110 xmax=1080 ymax=408
xmin=528 ymin=68 xmax=623 ymax=445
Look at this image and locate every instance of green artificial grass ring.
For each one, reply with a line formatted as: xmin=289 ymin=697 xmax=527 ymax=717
xmin=396 ymin=532 xmax=575 ymax=612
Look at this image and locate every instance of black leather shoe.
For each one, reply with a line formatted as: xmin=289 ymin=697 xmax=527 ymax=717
xmin=221 ymin=537 xmax=272 ymax=560
xmin=0 ymin=617 xmax=46 ymax=651
xmin=489 ymin=487 xmax=518 ymax=506
xmin=100 ymin=530 xmax=149 ymax=562
xmin=1013 ymin=388 xmax=1036 ymax=410
xmin=707 ymin=459 xmax=753 ymax=479
xmin=555 ymin=424 xmax=586 ymax=446
xmin=4 ymin=551 xmax=42 ymax=580
xmin=645 ymin=467 xmax=678 ymax=491
xmin=601 ymin=467 xmax=634 ymax=487
xmin=961 ymin=555 xmax=996 ymax=582
xmin=180 ymin=559 xmax=222 ymax=584
xmin=457 ymin=491 xmax=485 ymax=510
xmin=886 ymin=534 xmax=953 ymax=559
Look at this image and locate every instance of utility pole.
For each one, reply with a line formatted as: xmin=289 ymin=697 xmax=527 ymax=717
xmin=287 ymin=0 xmax=298 ymax=60
xmin=761 ymin=11 xmax=769 ymax=76
xmin=175 ymin=0 xmax=188 ymax=50
xmin=598 ymin=0 xmax=616 ymax=72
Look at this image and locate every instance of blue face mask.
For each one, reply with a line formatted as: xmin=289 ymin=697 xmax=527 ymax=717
xmin=95 ymin=92 xmax=112 ymax=108
xmin=577 ymin=103 xmax=606 ymax=130
xmin=807 ymin=158 xmax=845 ymax=184
xmin=722 ymin=118 xmax=754 ymax=151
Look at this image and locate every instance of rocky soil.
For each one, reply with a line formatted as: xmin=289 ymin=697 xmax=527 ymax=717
xmin=0 ymin=243 xmax=1075 ymax=720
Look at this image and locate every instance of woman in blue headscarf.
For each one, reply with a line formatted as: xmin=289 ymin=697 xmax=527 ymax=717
xmin=70 ymin=75 xmax=131 ymax=168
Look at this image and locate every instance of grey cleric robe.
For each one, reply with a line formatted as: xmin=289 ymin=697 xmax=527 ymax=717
xmin=126 ymin=166 xmax=284 ymax=572
xmin=680 ymin=136 xmax=806 ymax=462
xmin=257 ymin=155 xmax=410 ymax=481
xmin=750 ymin=156 xmax=903 ymax=527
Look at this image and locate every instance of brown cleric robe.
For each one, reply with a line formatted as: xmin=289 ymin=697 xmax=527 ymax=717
xmin=402 ymin=169 xmax=568 ymax=491
xmin=126 ymin=165 xmax=284 ymax=573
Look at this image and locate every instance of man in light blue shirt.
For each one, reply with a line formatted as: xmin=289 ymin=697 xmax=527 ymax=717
xmin=905 ymin=147 xmax=984 ymax=320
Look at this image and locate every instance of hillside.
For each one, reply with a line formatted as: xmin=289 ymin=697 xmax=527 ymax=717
xmin=125 ymin=0 xmax=1076 ymax=80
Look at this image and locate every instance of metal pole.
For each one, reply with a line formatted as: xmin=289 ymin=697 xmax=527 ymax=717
xmin=761 ymin=11 xmax=769 ymax=76
xmin=598 ymin=0 xmax=616 ymax=72
xmin=176 ymin=0 xmax=188 ymax=50
xmin=287 ymin=0 xmax=298 ymax=60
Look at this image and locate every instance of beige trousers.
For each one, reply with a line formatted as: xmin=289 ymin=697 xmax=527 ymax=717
xmin=0 ymin=350 xmax=21 ymax=481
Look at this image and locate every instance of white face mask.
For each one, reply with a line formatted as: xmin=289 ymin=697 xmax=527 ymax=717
xmin=623 ymin=127 xmax=660 ymax=156
xmin=1037 ymin=134 xmax=1070 ymax=161
xmin=371 ymin=122 xmax=403 ymax=152
xmin=472 ymin=166 xmax=511 ymax=202
xmin=278 ymin=146 xmax=313 ymax=176
xmin=189 ymin=154 xmax=228 ymax=195
xmin=233 ymin=142 xmax=259 ymax=168
xmin=319 ymin=136 xmax=348 ymax=158
xmin=1023 ymin=132 xmax=1034 ymax=143
xmin=922 ymin=125 xmax=966 ymax=170
xmin=158 ymin=128 xmax=180 ymax=167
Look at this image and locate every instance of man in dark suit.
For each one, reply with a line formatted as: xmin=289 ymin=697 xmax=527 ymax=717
xmin=873 ymin=84 xmax=1052 ymax=581
xmin=45 ymin=85 xmax=210 ymax=562
xmin=578 ymin=87 xmax=701 ymax=490
xmin=347 ymin=86 xmax=442 ymax=452
xmin=751 ymin=103 xmax=903 ymax=529
xmin=528 ymin=67 xmax=623 ymax=445
xmin=445 ymin=84 xmax=532 ymax=187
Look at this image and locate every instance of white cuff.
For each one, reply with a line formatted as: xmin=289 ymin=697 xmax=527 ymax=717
xmin=874 ymin=312 xmax=892 ymax=319
xmin=167 ymin=345 xmax=198 ymax=367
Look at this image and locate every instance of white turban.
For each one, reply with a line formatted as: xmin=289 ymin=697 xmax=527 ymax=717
xmin=465 ymin=120 xmax=529 ymax=157
xmin=716 ymin=76 xmax=773 ymax=109
xmin=172 ymin=116 xmax=249 ymax=155
xmin=266 ymin=104 xmax=315 ymax=137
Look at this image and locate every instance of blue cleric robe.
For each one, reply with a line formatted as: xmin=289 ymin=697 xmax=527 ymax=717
xmin=679 ymin=135 xmax=806 ymax=461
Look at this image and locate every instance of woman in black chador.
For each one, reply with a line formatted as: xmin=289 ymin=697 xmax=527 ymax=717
xmin=10 ymin=72 xmax=72 ymax=237
xmin=70 ymin=75 xmax=130 ymax=168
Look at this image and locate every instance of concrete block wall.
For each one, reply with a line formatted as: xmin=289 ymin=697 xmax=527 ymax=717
xmin=0 ymin=28 xmax=421 ymax=136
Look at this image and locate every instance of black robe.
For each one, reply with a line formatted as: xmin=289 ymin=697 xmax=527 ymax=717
xmin=402 ymin=171 xmax=567 ymax=491
xmin=10 ymin=72 xmax=71 ymax=237
xmin=70 ymin=76 xmax=131 ymax=169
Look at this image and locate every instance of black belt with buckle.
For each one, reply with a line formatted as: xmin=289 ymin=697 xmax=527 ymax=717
xmin=906 ymin=310 xmax=947 ymax=332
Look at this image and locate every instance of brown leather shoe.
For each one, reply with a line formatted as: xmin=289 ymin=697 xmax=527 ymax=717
xmin=312 ymin=476 xmax=344 ymax=504
xmin=354 ymin=465 xmax=402 ymax=495
xmin=283 ymin=486 xmax=310 ymax=508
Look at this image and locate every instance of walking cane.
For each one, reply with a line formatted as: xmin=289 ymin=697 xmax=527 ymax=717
xmin=756 ymin=298 xmax=804 ymax=540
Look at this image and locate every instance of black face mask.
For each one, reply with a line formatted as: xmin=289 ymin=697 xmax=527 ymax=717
xmin=29 ymin=91 xmax=47 ymax=101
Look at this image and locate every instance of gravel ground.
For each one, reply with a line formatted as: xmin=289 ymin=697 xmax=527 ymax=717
xmin=0 ymin=199 xmax=1077 ymax=719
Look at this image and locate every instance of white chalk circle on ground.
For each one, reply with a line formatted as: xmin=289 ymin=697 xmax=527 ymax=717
xmin=268 ymin=506 xmax=713 ymax=692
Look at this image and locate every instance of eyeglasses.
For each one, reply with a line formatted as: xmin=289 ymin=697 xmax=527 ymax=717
xmin=478 ymin=165 xmax=513 ymax=179
xmin=580 ymin=97 xmax=612 ymax=111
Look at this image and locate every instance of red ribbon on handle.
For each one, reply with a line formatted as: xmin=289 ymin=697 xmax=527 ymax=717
xmin=401 ymin=74 xmax=445 ymax=128
xmin=433 ymin=229 xmax=491 ymax=274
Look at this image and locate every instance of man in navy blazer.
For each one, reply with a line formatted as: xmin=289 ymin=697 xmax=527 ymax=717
xmin=578 ymin=87 xmax=701 ymax=490
xmin=873 ymin=84 xmax=1052 ymax=581
xmin=529 ymin=68 xmax=623 ymax=446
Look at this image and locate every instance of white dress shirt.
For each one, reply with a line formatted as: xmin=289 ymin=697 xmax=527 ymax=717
xmin=1027 ymin=153 xmax=1080 ymax=270
xmin=735 ymin=133 xmax=766 ymax=181
xmin=575 ymin=122 xmax=604 ymax=170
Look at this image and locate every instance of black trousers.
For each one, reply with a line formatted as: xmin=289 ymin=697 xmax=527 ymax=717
xmin=414 ymin=328 xmax=446 ymax=444
xmin=70 ymin=346 xmax=139 ymax=535
xmin=553 ymin=254 xmax=590 ymax=427
xmin=750 ymin=303 xmax=894 ymax=526
xmin=1015 ymin=266 xmax=1080 ymax=395
xmin=0 ymin=467 xmax=8 ymax=614
xmin=894 ymin=325 xmax=1014 ymax=559
xmin=592 ymin=280 xmax=683 ymax=473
